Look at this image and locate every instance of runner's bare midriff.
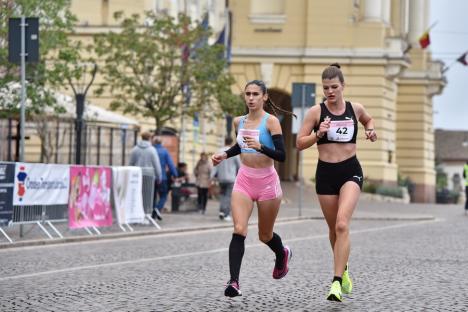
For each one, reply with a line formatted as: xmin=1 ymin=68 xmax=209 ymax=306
xmin=318 ymin=143 xmax=356 ymax=163
xmin=240 ymin=153 xmax=274 ymax=168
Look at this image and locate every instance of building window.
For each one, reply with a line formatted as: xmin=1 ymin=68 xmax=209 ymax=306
xmin=249 ymin=0 xmax=286 ymax=24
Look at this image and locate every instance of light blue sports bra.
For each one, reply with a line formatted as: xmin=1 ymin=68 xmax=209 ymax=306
xmin=236 ymin=113 xmax=275 ymax=153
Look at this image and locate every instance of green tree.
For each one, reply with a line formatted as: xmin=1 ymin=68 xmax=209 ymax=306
xmin=0 ymin=0 xmax=80 ymax=162
xmin=94 ymin=11 xmax=242 ymax=131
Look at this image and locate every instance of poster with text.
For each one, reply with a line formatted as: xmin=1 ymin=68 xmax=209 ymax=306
xmin=13 ymin=163 xmax=69 ymax=206
xmin=0 ymin=162 xmax=15 ymax=225
xmin=68 ymin=166 xmax=113 ymax=229
xmin=112 ymin=167 xmax=145 ymax=224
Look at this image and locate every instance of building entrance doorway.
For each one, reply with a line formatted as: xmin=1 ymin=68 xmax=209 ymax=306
xmin=268 ymin=89 xmax=297 ymax=181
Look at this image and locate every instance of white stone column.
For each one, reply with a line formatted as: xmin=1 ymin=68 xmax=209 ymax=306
xmin=381 ymin=0 xmax=390 ymax=24
xmin=170 ymin=0 xmax=180 ymax=17
xmin=408 ymin=0 xmax=428 ymax=44
xmin=260 ymin=63 xmax=273 ymax=88
xmin=364 ymin=0 xmax=382 ymax=22
xmin=364 ymin=0 xmax=390 ymax=23
xmin=400 ymin=0 xmax=410 ymax=35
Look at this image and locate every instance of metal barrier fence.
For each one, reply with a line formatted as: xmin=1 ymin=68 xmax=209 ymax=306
xmin=0 ymin=165 xmax=158 ymax=243
xmin=0 ymin=118 xmax=138 ymax=166
xmin=12 ymin=204 xmax=67 ymax=223
xmin=141 ymin=167 xmax=155 ymax=215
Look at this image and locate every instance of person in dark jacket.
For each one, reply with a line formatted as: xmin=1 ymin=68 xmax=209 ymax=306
xmin=152 ymin=137 xmax=178 ymax=216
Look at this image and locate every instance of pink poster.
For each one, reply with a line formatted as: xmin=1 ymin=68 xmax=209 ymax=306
xmin=68 ymin=166 xmax=113 ymax=229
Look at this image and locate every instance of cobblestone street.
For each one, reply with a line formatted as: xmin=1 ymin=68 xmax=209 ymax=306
xmin=1 ymin=197 xmax=467 ymax=311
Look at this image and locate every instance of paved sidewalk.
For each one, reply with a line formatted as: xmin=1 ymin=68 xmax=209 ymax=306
xmin=0 ymin=182 xmax=440 ymax=249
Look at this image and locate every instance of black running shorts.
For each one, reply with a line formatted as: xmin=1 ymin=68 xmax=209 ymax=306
xmin=315 ymin=155 xmax=363 ymax=195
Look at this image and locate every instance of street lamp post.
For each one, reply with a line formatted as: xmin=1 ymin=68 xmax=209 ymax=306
xmin=67 ymin=63 xmax=97 ymax=165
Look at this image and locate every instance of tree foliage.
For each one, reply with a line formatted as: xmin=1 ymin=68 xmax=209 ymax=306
xmin=0 ymin=0 xmax=78 ymax=116
xmin=0 ymin=0 xmax=81 ymax=162
xmin=94 ymin=11 xmax=243 ymax=131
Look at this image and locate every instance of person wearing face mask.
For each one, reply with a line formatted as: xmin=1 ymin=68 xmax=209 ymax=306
xmin=296 ymin=63 xmax=377 ymax=302
xmin=211 ymin=80 xmax=296 ymax=298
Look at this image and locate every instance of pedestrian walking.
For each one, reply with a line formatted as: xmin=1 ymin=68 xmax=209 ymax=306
xmin=152 ymin=136 xmax=178 ymax=216
xmin=296 ymin=63 xmax=377 ymax=302
xmin=194 ymin=152 xmax=212 ymax=214
xmin=211 ymin=137 xmax=241 ymax=221
xmin=211 ymin=79 xmax=295 ymax=298
xmin=129 ymin=132 xmax=163 ymax=220
xmin=464 ymin=161 xmax=468 ymax=214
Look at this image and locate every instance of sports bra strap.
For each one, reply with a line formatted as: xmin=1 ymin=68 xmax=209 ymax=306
xmin=260 ymin=113 xmax=269 ymax=128
xmin=239 ymin=113 xmax=269 ymax=130
xmin=238 ymin=115 xmax=247 ymax=129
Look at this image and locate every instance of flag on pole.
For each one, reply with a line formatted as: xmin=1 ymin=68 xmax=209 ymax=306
xmin=418 ymin=31 xmax=430 ymax=49
xmin=457 ymin=52 xmax=468 ymax=66
xmin=192 ymin=13 xmax=209 ymax=58
xmin=214 ymin=10 xmax=232 ymax=65
xmin=181 ymin=22 xmax=190 ymax=64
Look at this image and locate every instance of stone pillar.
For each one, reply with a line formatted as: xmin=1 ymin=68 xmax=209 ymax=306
xmin=364 ymin=0 xmax=390 ymax=23
xmin=364 ymin=0 xmax=383 ymax=22
xmin=260 ymin=63 xmax=274 ymax=88
xmin=381 ymin=0 xmax=390 ymax=24
xmin=408 ymin=0 xmax=427 ymax=45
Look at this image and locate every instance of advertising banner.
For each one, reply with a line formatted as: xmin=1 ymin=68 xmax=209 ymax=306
xmin=68 ymin=166 xmax=113 ymax=229
xmin=13 ymin=163 xmax=69 ymax=206
xmin=112 ymin=167 xmax=145 ymax=224
xmin=0 ymin=162 xmax=15 ymax=225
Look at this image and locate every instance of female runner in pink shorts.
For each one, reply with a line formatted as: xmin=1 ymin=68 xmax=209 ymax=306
xmin=212 ymin=80 xmax=295 ymax=298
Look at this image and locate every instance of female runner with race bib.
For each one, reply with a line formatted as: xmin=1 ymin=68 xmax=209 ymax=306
xmin=212 ymin=80 xmax=295 ymax=298
xmin=296 ymin=63 xmax=377 ymax=302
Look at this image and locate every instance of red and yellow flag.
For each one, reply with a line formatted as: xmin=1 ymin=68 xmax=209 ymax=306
xmin=418 ymin=31 xmax=430 ymax=49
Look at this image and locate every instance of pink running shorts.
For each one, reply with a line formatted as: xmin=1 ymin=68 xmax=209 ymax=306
xmin=233 ymin=165 xmax=282 ymax=201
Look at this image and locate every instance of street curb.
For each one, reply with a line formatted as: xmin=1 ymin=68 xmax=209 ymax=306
xmin=0 ymin=214 xmax=434 ymax=250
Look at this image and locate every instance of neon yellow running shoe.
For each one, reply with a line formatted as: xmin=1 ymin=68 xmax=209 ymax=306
xmin=326 ymin=281 xmax=343 ymax=302
xmin=341 ymin=265 xmax=353 ymax=294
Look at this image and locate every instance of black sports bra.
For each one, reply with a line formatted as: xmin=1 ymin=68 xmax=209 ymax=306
xmin=314 ymin=101 xmax=358 ymax=145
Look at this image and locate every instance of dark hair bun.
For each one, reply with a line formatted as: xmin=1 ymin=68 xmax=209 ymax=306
xmin=330 ymin=63 xmax=341 ymax=69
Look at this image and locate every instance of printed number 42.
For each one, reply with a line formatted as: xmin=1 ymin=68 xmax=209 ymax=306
xmin=336 ymin=127 xmax=348 ymax=134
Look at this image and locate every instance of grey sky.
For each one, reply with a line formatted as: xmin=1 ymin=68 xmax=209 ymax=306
xmin=430 ymin=0 xmax=468 ymax=130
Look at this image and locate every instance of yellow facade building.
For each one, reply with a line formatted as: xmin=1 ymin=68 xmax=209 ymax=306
xmin=69 ymin=0 xmax=445 ymax=202
xmin=227 ymin=0 xmax=444 ymax=203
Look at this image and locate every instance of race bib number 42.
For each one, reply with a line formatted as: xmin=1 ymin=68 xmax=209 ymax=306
xmin=327 ymin=120 xmax=354 ymax=142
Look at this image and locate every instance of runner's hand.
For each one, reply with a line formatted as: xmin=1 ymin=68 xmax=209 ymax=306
xmin=318 ymin=116 xmax=331 ymax=138
xmin=365 ymin=129 xmax=377 ymax=142
xmin=243 ymin=135 xmax=261 ymax=150
xmin=211 ymin=152 xmax=227 ymax=166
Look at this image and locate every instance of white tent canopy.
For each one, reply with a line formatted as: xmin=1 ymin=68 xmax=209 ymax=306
xmin=0 ymin=82 xmax=139 ymax=127
xmin=55 ymin=93 xmax=139 ymax=126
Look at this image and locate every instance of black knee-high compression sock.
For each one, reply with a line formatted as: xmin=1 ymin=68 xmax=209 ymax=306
xmin=229 ymin=233 xmax=246 ymax=281
xmin=265 ymin=232 xmax=285 ymax=268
